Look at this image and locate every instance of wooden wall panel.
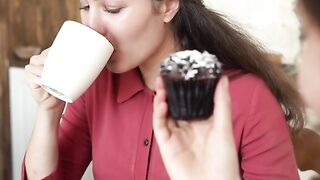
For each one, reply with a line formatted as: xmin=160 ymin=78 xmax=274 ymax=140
xmin=0 ymin=0 xmax=12 ymax=178
xmin=0 ymin=0 xmax=80 ymax=179
xmin=9 ymin=0 xmax=80 ymax=66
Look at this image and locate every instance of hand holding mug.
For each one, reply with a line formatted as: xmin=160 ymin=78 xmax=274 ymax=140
xmin=25 ymin=49 xmax=64 ymax=110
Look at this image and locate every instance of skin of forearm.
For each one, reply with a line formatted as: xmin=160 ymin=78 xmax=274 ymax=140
xmin=25 ymin=105 xmax=64 ymax=180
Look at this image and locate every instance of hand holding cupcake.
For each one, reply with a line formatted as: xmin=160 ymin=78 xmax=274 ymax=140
xmin=153 ymin=50 xmax=240 ymax=180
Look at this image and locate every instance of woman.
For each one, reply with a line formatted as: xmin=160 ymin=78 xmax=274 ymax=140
xmin=23 ymin=0 xmax=304 ymax=179
xmin=291 ymin=0 xmax=320 ymax=174
xmin=296 ymin=0 xmax=320 ymax=119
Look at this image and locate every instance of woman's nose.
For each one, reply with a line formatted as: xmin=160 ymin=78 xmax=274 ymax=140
xmin=87 ymin=8 xmax=107 ymax=36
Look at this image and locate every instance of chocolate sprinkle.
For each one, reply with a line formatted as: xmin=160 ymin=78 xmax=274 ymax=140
xmin=161 ymin=50 xmax=222 ymax=80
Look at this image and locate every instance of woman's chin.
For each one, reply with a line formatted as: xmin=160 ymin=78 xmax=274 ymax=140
xmin=106 ymin=62 xmax=131 ymax=74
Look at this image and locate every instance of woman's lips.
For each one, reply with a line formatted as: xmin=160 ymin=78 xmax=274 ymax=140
xmin=107 ymin=51 xmax=117 ymax=62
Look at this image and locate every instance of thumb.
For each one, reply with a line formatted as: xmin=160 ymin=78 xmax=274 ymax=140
xmin=212 ymin=76 xmax=232 ymax=131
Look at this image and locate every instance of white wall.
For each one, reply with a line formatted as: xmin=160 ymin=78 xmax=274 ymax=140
xmin=204 ymin=0 xmax=301 ymax=64
xmin=9 ymin=67 xmax=37 ymax=180
xmin=9 ymin=67 xmax=93 ymax=180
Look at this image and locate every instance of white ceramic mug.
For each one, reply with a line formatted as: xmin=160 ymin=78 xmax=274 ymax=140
xmin=40 ymin=20 xmax=114 ymax=103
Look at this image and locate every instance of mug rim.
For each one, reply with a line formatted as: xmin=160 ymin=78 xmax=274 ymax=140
xmin=64 ymin=20 xmax=114 ymax=49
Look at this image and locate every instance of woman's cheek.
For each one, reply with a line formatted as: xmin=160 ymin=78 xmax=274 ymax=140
xmin=298 ymin=41 xmax=320 ymax=112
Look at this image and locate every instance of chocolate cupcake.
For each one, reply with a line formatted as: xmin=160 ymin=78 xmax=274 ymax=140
xmin=160 ymin=50 xmax=223 ymax=120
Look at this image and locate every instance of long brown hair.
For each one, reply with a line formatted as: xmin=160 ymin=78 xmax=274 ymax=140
xmin=299 ymin=0 xmax=320 ymax=28
xmin=155 ymin=0 xmax=305 ymax=131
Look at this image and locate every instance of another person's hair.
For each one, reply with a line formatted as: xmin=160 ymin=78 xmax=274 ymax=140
xmin=154 ymin=0 xmax=305 ymax=131
xmin=299 ymin=0 xmax=320 ymax=28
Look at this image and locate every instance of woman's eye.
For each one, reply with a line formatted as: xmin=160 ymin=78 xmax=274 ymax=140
xmin=105 ymin=8 xmax=122 ymax=14
xmin=79 ymin=5 xmax=90 ymax=11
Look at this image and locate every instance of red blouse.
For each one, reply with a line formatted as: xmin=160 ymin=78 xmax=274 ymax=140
xmin=22 ymin=67 xmax=299 ymax=180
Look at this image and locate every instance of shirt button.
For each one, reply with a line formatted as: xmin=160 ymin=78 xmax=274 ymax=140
xmin=144 ymin=139 xmax=149 ymax=146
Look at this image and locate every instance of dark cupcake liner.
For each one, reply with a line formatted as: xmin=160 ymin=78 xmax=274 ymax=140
xmin=162 ymin=77 xmax=219 ymax=121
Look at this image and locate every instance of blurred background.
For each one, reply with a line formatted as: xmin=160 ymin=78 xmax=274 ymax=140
xmin=0 ymin=0 xmax=318 ymax=179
